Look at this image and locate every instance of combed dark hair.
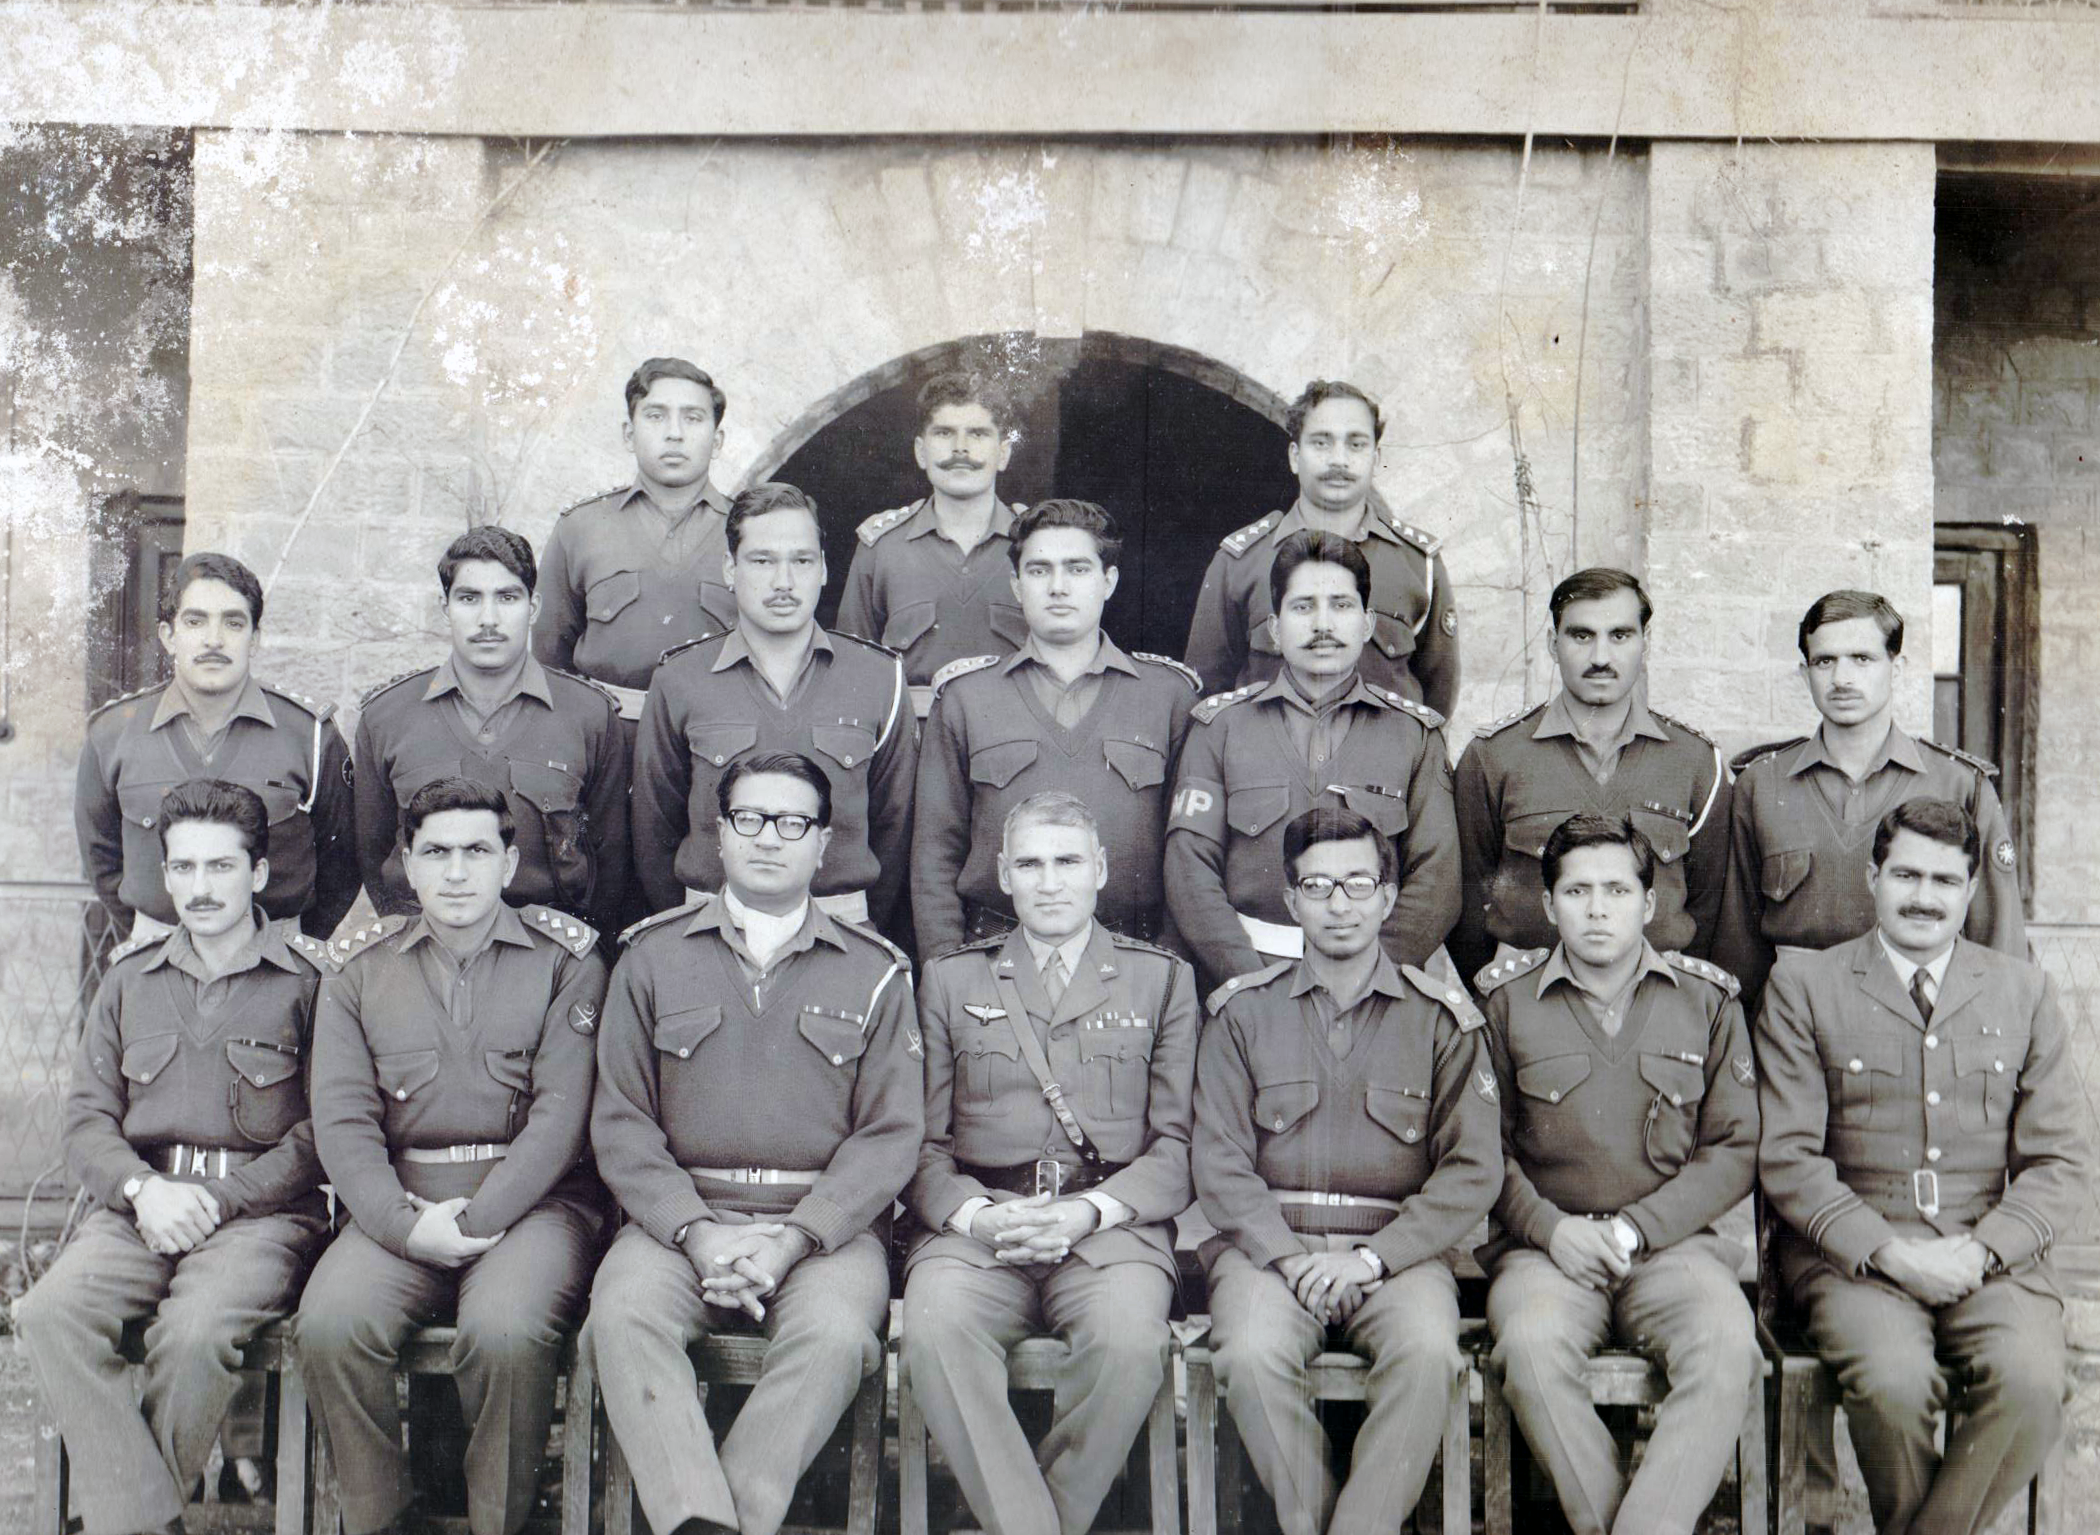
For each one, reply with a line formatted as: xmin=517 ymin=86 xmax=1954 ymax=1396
xmin=439 ymin=525 xmax=537 ymax=597
xmin=1873 ymin=797 xmax=1979 ymax=876
xmin=1549 ymin=567 xmax=1652 ymax=630
xmin=1540 ymin=814 xmax=1656 ymax=894
xmin=624 ymin=357 xmax=726 ymax=424
xmin=1008 ymin=500 xmax=1122 ymax=573
xmin=1798 ymin=589 xmax=1904 ymax=661
xmin=1285 ymin=380 xmax=1385 ymax=445
xmin=718 ymin=751 xmax=833 ymax=828
xmin=157 ymin=778 xmax=269 ymax=863
xmin=915 ymin=370 xmax=1014 ymax=436
xmin=400 ymin=776 xmax=515 ymax=850
xmin=1270 ymin=529 xmax=1372 ymax=612
xmin=725 ymin=483 xmax=820 ymax=555
xmin=1281 ymin=806 xmax=1398 ymax=888
xmin=161 ymin=552 xmax=264 ymax=629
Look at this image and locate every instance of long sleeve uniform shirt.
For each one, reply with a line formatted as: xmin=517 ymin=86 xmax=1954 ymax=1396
xmin=310 ymin=904 xmax=604 ymax=1257
xmin=631 ymin=626 xmax=916 ymax=929
xmin=834 ymin=499 xmax=1026 ymax=687
xmin=1712 ymin=726 xmax=2025 ymax=1013
xmin=76 ymin=675 xmax=358 ymax=938
xmin=911 ymin=636 xmax=1197 ymax=953
xmin=353 ymin=656 xmax=632 ymax=932
xmin=1181 ymin=495 xmax=1459 ymax=718
xmin=1755 ymin=933 xmax=2086 ymax=1298
xmin=65 ymin=916 xmax=330 ymax=1221
xmin=1193 ymin=955 xmax=1502 ymax=1277
xmin=1477 ymin=942 xmax=1757 ymax=1263
xmin=1164 ymin=672 xmax=1460 ymax=989
xmin=590 ymin=899 xmax=922 ymax=1255
xmin=1450 ymin=692 xmax=1729 ymax=984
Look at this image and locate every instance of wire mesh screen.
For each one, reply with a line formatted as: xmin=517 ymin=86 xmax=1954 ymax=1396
xmin=0 ymin=886 xmax=115 ymax=1203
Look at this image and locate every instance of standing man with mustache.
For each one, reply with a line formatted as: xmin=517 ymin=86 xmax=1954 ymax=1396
xmin=355 ymin=527 xmax=632 ymax=937
xmin=837 ymin=372 xmax=1030 ymax=718
xmin=1184 ymin=379 xmax=1459 ymax=717
xmin=1450 ymin=567 xmax=1729 ymax=986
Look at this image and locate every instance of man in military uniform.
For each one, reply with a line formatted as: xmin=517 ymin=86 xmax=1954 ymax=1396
xmin=1757 ymin=798 xmax=2085 ymax=1535
xmin=1194 ymin=807 xmax=1501 ymax=1535
xmin=355 ymin=526 xmax=632 ymax=935
xmin=76 ymin=551 xmax=357 ymax=941
xmin=904 ymin=791 xmax=1198 ymax=1535
xmin=632 ymin=482 xmax=916 ymax=934
xmin=1183 ymin=379 xmax=1457 ymax=716
xmin=913 ymin=500 xmax=1198 ymax=953
xmin=1165 ymin=530 xmax=1459 ymax=993
xmin=1477 ymin=815 xmax=1761 ymax=1535
xmin=1715 ymin=589 xmax=2024 ymax=1015
xmin=531 ymin=357 xmax=736 ymax=719
xmin=1451 ymin=567 xmax=1728 ymax=985
xmin=297 ymin=777 xmax=606 ymax=1535
xmin=583 ymin=752 xmax=921 ymax=1535
xmin=17 ymin=780 xmax=330 ymax=1535
xmin=836 ymin=371 xmax=1028 ymax=717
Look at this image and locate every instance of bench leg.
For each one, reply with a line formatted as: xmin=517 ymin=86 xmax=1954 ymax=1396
xmin=1216 ymin=1399 xmax=1244 ymax=1535
xmin=1441 ymin=1366 xmax=1472 ymax=1535
xmin=309 ymin=1385 xmax=343 ymax=1535
xmin=604 ymin=1424 xmax=635 ymax=1535
xmin=846 ymin=1356 xmax=885 ymax=1535
xmin=35 ymin=1415 xmax=66 ymax=1535
xmin=1773 ymin=1357 xmax=1817 ymax=1535
xmin=1184 ymin=1349 xmax=1218 ymax=1535
xmin=1147 ymin=1343 xmax=1180 ymax=1535
xmin=2031 ymin=1421 xmax=2067 ymax=1535
xmin=275 ymin=1355 xmax=313 ymax=1535
xmin=1737 ymin=1368 xmax=1769 ymax=1535
xmin=561 ymin=1347 xmax=596 ymax=1535
xmin=1480 ymin=1364 xmax=1513 ymax=1535
xmin=897 ymin=1352 xmax=930 ymax=1535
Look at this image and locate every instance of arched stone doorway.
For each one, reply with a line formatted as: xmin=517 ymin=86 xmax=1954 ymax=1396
xmin=755 ymin=333 xmax=1295 ymax=658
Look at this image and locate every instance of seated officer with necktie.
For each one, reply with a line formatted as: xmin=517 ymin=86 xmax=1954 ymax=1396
xmin=1757 ymin=797 xmax=2087 ymax=1535
xmin=904 ymin=790 xmax=1199 ymax=1535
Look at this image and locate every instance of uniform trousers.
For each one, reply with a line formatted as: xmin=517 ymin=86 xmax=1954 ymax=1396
xmin=1205 ymin=1244 xmax=1465 ymax=1535
xmin=1486 ymin=1236 xmax=1763 ymax=1535
xmin=581 ymin=1222 xmax=889 ymax=1535
xmin=294 ymin=1200 xmax=601 ymax=1535
xmin=902 ymin=1255 xmax=1173 ymax=1535
xmin=15 ymin=1205 xmax=324 ymax=1535
xmin=1794 ymin=1261 xmax=2065 ymax=1535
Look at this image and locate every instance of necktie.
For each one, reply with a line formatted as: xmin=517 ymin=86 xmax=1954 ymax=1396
xmin=1910 ymin=967 xmax=1935 ymax=1024
xmin=1044 ymin=949 xmax=1069 ymax=1006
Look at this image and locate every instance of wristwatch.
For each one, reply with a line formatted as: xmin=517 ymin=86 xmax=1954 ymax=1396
xmin=122 ymin=1173 xmax=149 ymax=1205
xmin=1354 ymin=1247 xmax=1385 ymax=1282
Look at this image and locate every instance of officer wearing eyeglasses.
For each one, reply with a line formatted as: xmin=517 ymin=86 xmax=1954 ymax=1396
xmin=1193 ymin=806 xmax=1500 ymax=1535
xmin=585 ymin=751 xmax=922 ymax=1535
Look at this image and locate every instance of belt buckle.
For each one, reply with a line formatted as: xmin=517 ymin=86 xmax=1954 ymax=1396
xmin=1913 ymin=1169 xmax=1940 ymax=1219
xmin=187 ymin=1146 xmax=209 ymax=1177
xmin=1033 ymin=1159 xmax=1064 ymax=1198
xmin=1324 ymin=1192 xmax=1346 ymax=1207
xmin=747 ymin=1165 xmax=766 ymax=1184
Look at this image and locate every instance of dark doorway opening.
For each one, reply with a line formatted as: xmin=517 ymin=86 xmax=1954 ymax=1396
xmin=770 ymin=333 xmax=1295 ymax=658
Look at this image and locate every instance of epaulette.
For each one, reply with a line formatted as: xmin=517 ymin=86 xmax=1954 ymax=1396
xmin=87 ymin=681 xmax=164 ymax=723
xmin=1191 ymin=681 xmax=1263 ymax=725
xmin=1663 ymin=951 xmax=1741 ymax=999
xmin=523 ymin=904 xmax=598 ymax=959
xmin=1920 ymin=737 xmax=2001 ymax=780
xmin=545 ymin=667 xmax=623 ymax=711
xmin=1402 ymin=963 xmax=1485 ymax=1031
xmin=1474 ymin=702 xmax=1544 ymax=740
xmin=833 ymin=630 xmax=903 ymax=660
xmin=1107 ymin=930 xmax=1181 ymax=963
xmin=619 ymin=898 xmax=710 ymax=947
xmin=830 ymin=915 xmax=911 ymax=967
xmin=1132 ymin=652 xmax=1203 ymax=695
xmin=260 ymin=682 xmax=335 ymax=722
xmin=1366 ymin=683 xmax=1445 ymax=729
xmin=1380 ymin=513 xmax=1443 ymax=556
xmin=358 ymin=668 xmax=432 ymax=710
xmin=930 ymin=655 xmax=1000 ymax=696
xmin=282 ymin=927 xmax=337 ymax=974
xmin=1729 ymin=736 xmax=1808 ymax=775
xmin=558 ymin=483 xmax=630 ymax=516
xmin=105 ymin=926 xmax=170 ymax=966
xmin=1473 ymin=946 xmax=1550 ymax=994
xmin=932 ymin=933 xmax=1008 ymax=964
xmin=1205 ymin=960 xmax=1293 ymax=1015
xmin=331 ymin=914 xmax=410 ymax=967
xmin=1648 ymin=709 xmax=1715 ymax=748
xmin=1219 ymin=514 xmax=1278 ymax=559
xmin=656 ymin=633 xmax=722 ymax=668
xmin=855 ymin=504 xmax=918 ymax=547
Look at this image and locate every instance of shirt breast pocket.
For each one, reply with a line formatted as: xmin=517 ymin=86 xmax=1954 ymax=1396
xmin=1252 ymin=1077 xmax=1319 ymax=1137
xmin=1761 ymin=849 xmax=1814 ymax=904
xmin=1637 ymin=1053 xmax=1706 ymax=1171
xmin=485 ymin=1048 xmax=536 ymax=1137
xmin=881 ymin=600 xmax=938 ymax=652
xmin=1077 ymin=1023 xmax=1154 ymax=1119
xmin=798 ymin=1007 xmax=869 ymax=1071
xmin=585 ymin=569 xmax=641 ymax=623
xmin=1226 ymin=783 xmax=1294 ymax=839
xmin=1819 ymin=1033 xmax=1901 ymax=1127
xmin=653 ymin=1005 xmax=723 ymax=1063
xmin=969 ymin=738 xmax=1040 ymax=790
xmin=1102 ymin=738 xmax=1167 ymax=794
xmin=1334 ymin=783 xmax=1410 ymax=839
xmin=953 ymin=1021 xmax=1022 ymax=1110
xmin=686 ymin=723 xmax=758 ymax=772
xmin=117 ymin=781 xmax=180 ymax=835
xmin=810 ymin=724 xmax=878 ymax=775
xmin=1629 ymin=807 xmax=1692 ymax=869
xmin=1516 ymin=1052 xmax=1593 ymax=1107
xmin=227 ymin=1039 xmax=304 ymax=1144
xmin=1953 ymin=1032 xmax=2025 ymax=1132
xmin=1368 ymin=611 xmax=1417 ymax=663
xmin=987 ymin=602 xmax=1029 ymax=649
xmin=374 ymin=1049 xmax=441 ymax=1106
xmin=120 ymin=1032 xmax=181 ymax=1093
xmin=1364 ymin=1083 xmax=1430 ymax=1147
xmin=1503 ymin=810 xmax=1568 ymax=865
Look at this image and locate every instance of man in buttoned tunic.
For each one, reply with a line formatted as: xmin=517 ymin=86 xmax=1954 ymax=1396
xmin=76 ymin=550 xmax=357 ymax=942
xmin=1476 ymin=814 xmax=1761 ymax=1535
xmin=16 ymin=780 xmax=329 ymax=1535
xmin=904 ymin=791 xmax=1199 ymax=1535
xmin=1757 ymin=797 xmax=2085 ymax=1535
xmin=1166 ymin=530 xmax=1459 ymax=993
xmin=1715 ymin=589 xmax=2024 ymax=1018
xmin=836 ymin=371 xmax=1029 ymax=717
xmin=1450 ymin=566 xmax=1729 ymax=985
xmin=913 ymin=499 xmax=1198 ymax=954
xmin=531 ymin=358 xmax=737 ymax=719
xmin=583 ymin=752 xmax=923 ymax=1535
xmin=296 ymin=777 xmax=606 ymax=1535
xmin=355 ymin=526 xmax=632 ymax=935
xmin=1183 ymin=379 xmax=1457 ymax=716
xmin=632 ymin=481 xmax=916 ymax=935
xmin=1193 ymin=807 xmax=1501 ymax=1535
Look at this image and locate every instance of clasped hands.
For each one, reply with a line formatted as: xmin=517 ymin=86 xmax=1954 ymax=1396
xmin=1275 ymin=1249 xmax=1380 ymax=1325
xmin=1872 ymin=1234 xmax=1993 ymax=1306
xmin=683 ymin=1219 xmax=816 ymax=1319
xmin=133 ymin=1175 xmax=223 ymax=1255
xmin=967 ymin=1193 xmax=1101 ymax=1265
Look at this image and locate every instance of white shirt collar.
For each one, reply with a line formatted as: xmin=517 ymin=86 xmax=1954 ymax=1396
xmin=723 ymin=887 xmax=810 ymax=971
xmin=1021 ymin=921 xmax=1093 ymax=983
xmin=1876 ymin=932 xmax=1955 ymax=993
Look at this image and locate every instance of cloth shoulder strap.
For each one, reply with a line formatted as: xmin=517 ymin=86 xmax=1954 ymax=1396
xmin=990 ymin=966 xmax=1101 ymax=1165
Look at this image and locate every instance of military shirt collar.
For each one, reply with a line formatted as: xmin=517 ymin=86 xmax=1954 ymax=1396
xmin=625 ymin=477 xmax=731 ymax=522
xmin=1257 ymin=668 xmax=1375 ymax=715
xmin=1274 ymin=491 xmax=1402 ymax=547
xmin=144 ymin=910 xmax=299 ymax=978
xmin=1533 ymin=687 xmax=1669 ymax=746
xmin=1874 ymin=932 xmax=1955 ymax=993
xmin=681 ymin=894 xmax=850 ymax=954
xmin=1289 ymin=950 xmax=1410 ymax=1003
xmin=1534 ymin=939 xmax=1676 ymax=1001
xmin=902 ymin=497 xmax=1016 ymax=543
xmin=711 ymin=624 xmax=835 ymax=675
xmin=424 ymin=655 xmax=555 ymax=710
xmin=151 ymin=674 xmax=275 ymax=732
xmin=1020 ymin=921 xmax=1095 ymax=982
xmin=400 ymin=902 xmax=535 ymax=957
xmin=1001 ymin=632 xmax=1139 ymax=681
xmin=1790 ymin=722 xmax=1927 ymax=778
